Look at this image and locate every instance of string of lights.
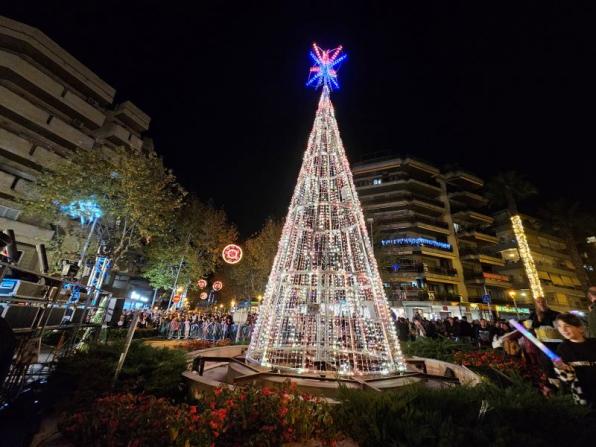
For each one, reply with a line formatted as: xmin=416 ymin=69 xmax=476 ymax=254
xmin=380 ymin=237 xmax=452 ymax=251
xmin=247 ymin=48 xmax=405 ymax=376
xmin=510 ymin=215 xmax=544 ymax=299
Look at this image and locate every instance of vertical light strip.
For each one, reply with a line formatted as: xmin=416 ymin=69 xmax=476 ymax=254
xmin=510 ymin=215 xmax=544 ymax=299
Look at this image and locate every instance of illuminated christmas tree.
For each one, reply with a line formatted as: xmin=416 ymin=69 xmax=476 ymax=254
xmin=246 ymin=44 xmax=406 ymax=376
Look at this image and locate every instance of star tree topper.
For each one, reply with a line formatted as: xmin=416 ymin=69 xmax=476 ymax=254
xmin=306 ymin=43 xmax=347 ymax=90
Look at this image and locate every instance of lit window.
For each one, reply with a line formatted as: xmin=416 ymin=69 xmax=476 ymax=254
xmin=373 ymin=178 xmax=383 ymax=185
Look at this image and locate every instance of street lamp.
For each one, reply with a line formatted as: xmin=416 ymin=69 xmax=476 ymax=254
xmin=509 ymin=290 xmax=520 ymax=319
xmin=61 ymin=199 xmax=102 ymax=269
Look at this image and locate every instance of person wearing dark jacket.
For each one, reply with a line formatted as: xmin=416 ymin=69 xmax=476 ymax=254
xmin=554 ymin=313 xmax=596 ymax=407
xmin=0 ymin=311 xmax=16 ymax=386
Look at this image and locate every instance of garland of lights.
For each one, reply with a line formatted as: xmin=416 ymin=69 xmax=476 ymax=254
xmin=510 ymin=215 xmax=544 ymax=299
xmin=246 ymin=46 xmax=406 ymax=376
xmin=380 ymin=237 xmax=451 ymax=251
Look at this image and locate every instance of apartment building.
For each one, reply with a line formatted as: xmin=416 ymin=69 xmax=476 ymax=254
xmin=352 ymin=157 xmax=511 ymax=319
xmin=0 ymin=16 xmax=150 ymax=271
xmin=493 ymin=211 xmax=587 ymax=313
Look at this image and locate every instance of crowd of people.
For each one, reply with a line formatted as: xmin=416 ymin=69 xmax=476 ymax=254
xmin=109 ymin=287 xmax=596 ymax=408
xmin=114 ymin=308 xmax=258 ymax=342
xmin=396 ymin=291 xmax=596 ymax=408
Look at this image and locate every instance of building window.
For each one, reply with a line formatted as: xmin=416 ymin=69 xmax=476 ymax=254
xmin=0 ymin=205 xmax=21 ymax=220
xmin=373 ymin=178 xmax=383 ymax=185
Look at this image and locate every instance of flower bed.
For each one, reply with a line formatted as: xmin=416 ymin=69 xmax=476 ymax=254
xmin=453 ymin=350 xmax=547 ymax=388
xmin=60 ymin=383 xmax=339 ymax=447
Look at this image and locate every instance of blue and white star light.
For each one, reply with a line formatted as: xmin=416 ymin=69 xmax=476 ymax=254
xmin=306 ymin=43 xmax=347 ymax=90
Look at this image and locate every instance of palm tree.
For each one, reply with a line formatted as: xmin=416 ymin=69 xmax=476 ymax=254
xmin=485 ymin=171 xmax=538 ymax=214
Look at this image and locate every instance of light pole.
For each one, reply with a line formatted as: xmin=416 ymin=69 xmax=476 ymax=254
xmin=167 ymin=232 xmax=191 ymax=309
xmin=509 ymin=290 xmax=520 ymax=319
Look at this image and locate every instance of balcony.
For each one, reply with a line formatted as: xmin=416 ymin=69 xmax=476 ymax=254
xmin=0 ymin=49 xmax=106 ymax=129
xmin=114 ymin=101 xmax=150 ymax=133
xmin=444 ymin=170 xmax=484 ymax=190
xmin=0 ymin=16 xmax=115 ymax=105
xmin=0 ymin=84 xmax=94 ymax=150
xmin=457 ymin=231 xmax=498 ymax=245
xmin=459 ymin=247 xmax=505 ymax=266
xmin=449 ymin=190 xmax=488 ymax=207
xmin=102 ymin=122 xmax=143 ymax=150
xmin=465 ymin=271 xmax=512 ymax=288
xmin=362 ymin=191 xmax=444 ymax=212
xmin=452 ymin=210 xmax=494 ymax=225
xmin=376 ymin=213 xmax=450 ymax=236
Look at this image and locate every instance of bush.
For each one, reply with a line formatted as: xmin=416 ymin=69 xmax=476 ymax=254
xmin=60 ymin=384 xmax=339 ymax=447
xmin=334 ymin=382 xmax=595 ymax=447
xmin=106 ymin=327 xmax=158 ymax=341
xmin=402 ymin=337 xmax=475 ymax=362
xmin=60 ymin=394 xmax=181 ymax=447
xmin=49 ymin=341 xmax=188 ymax=408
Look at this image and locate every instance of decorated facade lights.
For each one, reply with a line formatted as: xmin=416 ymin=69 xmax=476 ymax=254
xmin=222 ymin=244 xmax=243 ymax=264
xmin=197 ymin=279 xmax=208 ymax=289
xmin=212 ymin=281 xmax=223 ymax=292
xmin=200 ymin=292 xmax=208 ymax=300
xmin=510 ymin=215 xmax=544 ymax=299
xmin=60 ymin=199 xmax=102 ymax=224
xmin=380 ymin=237 xmax=452 ymax=251
xmin=246 ymin=45 xmax=406 ymax=376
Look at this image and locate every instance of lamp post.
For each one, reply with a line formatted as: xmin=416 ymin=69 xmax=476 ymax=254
xmin=167 ymin=232 xmax=191 ymax=309
xmin=509 ymin=290 xmax=520 ymax=319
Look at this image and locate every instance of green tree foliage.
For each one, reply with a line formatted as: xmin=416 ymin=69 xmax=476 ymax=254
xmin=141 ymin=197 xmax=237 ymax=291
xmin=23 ymin=147 xmax=185 ymax=270
xmin=49 ymin=341 xmax=188 ymax=408
xmin=227 ymin=218 xmax=283 ymax=299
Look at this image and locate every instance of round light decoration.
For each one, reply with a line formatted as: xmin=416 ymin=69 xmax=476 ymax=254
xmin=197 ymin=279 xmax=207 ymax=289
xmin=200 ymin=292 xmax=208 ymax=300
xmin=222 ymin=244 xmax=243 ymax=264
xmin=212 ymin=281 xmax=223 ymax=291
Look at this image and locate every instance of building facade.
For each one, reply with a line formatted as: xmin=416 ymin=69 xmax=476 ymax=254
xmin=493 ymin=211 xmax=587 ymax=313
xmin=352 ymin=157 xmax=512 ymax=320
xmin=0 ymin=16 xmax=151 ymax=271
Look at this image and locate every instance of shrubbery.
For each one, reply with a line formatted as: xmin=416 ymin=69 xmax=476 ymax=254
xmin=60 ymin=383 xmax=338 ymax=447
xmin=402 ymin=337 xmax=475 ymax=362
xmin=50 ymin=341 xmax=188 ymax=408
xmin=333 ymin=382 xmax=595 ymax=447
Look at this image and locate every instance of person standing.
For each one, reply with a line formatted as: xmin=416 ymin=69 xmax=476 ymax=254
xmin=554 ymin=313 xmax=596 ymax=407
xmin=587 ymin=286 xmax=596 ymax=338
xmin=0 ymin=310 xmax=16 ymax=386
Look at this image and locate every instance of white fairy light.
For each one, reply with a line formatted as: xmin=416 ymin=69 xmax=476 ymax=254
xmin=246 ymin=86 xmax=406 ymax=376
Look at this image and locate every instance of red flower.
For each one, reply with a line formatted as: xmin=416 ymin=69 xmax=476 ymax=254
xmin=261 ymin=387 xmax=273 ymax=397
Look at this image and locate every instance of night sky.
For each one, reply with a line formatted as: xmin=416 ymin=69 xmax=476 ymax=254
xmin=3 ymin=1 xmax=595 ymax=236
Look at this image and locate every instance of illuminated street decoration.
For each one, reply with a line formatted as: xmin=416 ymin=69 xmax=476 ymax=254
xmin=222 ymin=244 xmax=243 ymax=264
xmin=380 ymin=237 xmax=451 ymax=251
xmin=247 ymin=49 xmax=406 ymax=376
xmin=306 ymin=43 xmax=347 ymax=91
xmin=510 ymin=215 xmax=544 ymax=299
xmin=200 ymin=292 xmax=208 ymax=300
xmin=212 ymin=281 xmax=223 ymax=291
xmin=61 ymin=199 xmax=102 ymax=224
xmin=197 ymin=279 xmax=207 ymax=289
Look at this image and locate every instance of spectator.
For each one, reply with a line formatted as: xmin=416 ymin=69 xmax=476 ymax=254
xmin=0 ymin=310 xmax=16 ymax=386
xmin=587 ymin=286 xmax=596 ymax=338
xmin=554 ymin=313 xmax=596 ymax=407
xmin=474 ymin=319 xmax=494 ymax=348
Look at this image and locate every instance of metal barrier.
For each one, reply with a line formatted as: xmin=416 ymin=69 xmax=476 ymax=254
xmin=0 ymin=261 xmax=112 ymax=405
